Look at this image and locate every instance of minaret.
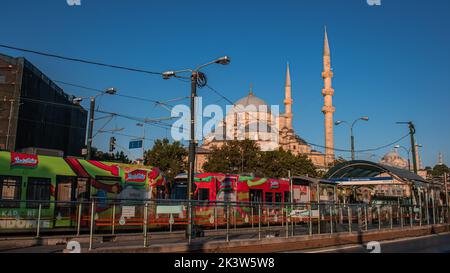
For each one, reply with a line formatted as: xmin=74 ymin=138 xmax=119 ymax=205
xmin=438 ymin=152 xmax=443 ymax=165
xmin=284 ymin=63 xmax=293 ymax=130
xmin=322 ymin=27 xmax=335 ymax=166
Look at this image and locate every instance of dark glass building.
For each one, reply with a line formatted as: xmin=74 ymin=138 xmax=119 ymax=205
xmin=0 ymin=53 xmax=87 ymax=156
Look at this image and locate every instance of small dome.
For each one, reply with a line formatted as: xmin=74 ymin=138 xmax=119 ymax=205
xmin=235 ymin=92 xmax=268 ymax=108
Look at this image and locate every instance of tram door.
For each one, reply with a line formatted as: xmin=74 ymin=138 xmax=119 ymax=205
xmin=55 ymin=176 xmax=76 ymax=227
xmin=55 ymin=176 xmax=90 ymax=227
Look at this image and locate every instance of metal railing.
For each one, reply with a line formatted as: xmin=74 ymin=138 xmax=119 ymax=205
xmin=0 ymin=199 xmax=449 ymax=250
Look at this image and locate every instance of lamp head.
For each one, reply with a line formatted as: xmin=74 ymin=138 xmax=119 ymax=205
xmin=73 ymin=97 xmax=83 ymax=104
xmin=361 ymin=116 xmax=369 ymax=121
xmin=105 ymin=87 xmax=117 ymax=95
xmin=215 ymin=56 xmax=231 ymax=65
xmin=162 ymin=71 xmax=176 ymax=80
xmin=335 ymin=120 xmax=343 ymax=126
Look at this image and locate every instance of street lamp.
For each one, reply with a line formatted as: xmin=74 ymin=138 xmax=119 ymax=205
xmin=335 ymin=116 xmax=369 ymax=161
xmin=395 ymin=144 xmax=412 ymax=171
xmin=162 ymin=56 xmax=231 ymax=243
xmin=74 ymin=87 xmax=118 ymax=160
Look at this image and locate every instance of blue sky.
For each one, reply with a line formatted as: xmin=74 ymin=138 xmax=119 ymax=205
xmin=1 ymin=0 xmax=449 ymax=166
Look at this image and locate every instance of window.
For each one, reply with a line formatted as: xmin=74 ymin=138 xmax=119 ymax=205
xmin=0 ymin=176 xmax=22 ymax=207
xmin=156 ymin=186 xmax=166 ymax=200
xmin=76 ymin=178 xmax=89 ymax=201
xmin=275 ymin=192 xmax=283 ymax=203
xmin=284 ymin=191 xmax=290 ymax=203
xmin=27 ymin=178 xmax=51 ymax=208
xmin=198 ymin=188 xmax=209 ymax=201
xmin=250 ymin=189 xmax=263 ymax=204
xmin=171 ymin=181 xmax=187 ymax=200
xmin=265 ymin=192 xmax=273 ymax=204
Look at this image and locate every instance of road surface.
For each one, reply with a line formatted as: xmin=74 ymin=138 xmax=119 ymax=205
xmin=293 ymin=232 xmax=450 ymax=253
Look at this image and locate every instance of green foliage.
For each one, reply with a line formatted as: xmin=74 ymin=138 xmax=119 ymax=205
xmin=91 ymin=147 xmax=131 ymax=164
xmin=144 ymin=138 xmax=187 ymax=183
xmin=432 ymin=164 xmax=449 ymax=177
xmin=202 ymin=140 xmax=317 ymax=178
xmin=257 ymin=149 xmax=317 ymax=178
xmin=202 ymin=140 xmax=260 ymax=174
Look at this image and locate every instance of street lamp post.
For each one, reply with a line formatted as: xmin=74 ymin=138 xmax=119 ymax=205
xmin=162 ymin=56 xmax=231 ymax=242
xmin=74 ymin=87 xmax=117 ymax=160
xmin=395 ymin=145 xmax=412 ymax=171
xmin=335 ymin=116 xmax=369 ymax=161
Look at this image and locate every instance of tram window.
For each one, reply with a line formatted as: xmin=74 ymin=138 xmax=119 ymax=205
xmin=156 ymin=186 xmax=165 ymax=200
xmin=250 ymin=189 xmax=263 ymax=204
xmin=27 ymin=178 xmax=51 ymax=208
xmin=0 ymin=176 xmax=22 ymax=208
xmin=265 ymin=192 xmax=273 ymax=204
xmin=284 ymin=191 xmax=290 ymax=203
xmin=171 ymin=183 xmax=188 ymax=200
xmin=198 ymin=188 xmax=209 ymax=201
xmin=275 ymin=193 xmax=283 ymax=203
xmin=76 ymin=178 xmax=89 ymax=201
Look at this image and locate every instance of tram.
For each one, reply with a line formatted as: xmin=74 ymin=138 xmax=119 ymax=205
xmin=0 ymin=151 xmax=167 ymax=232
xmin=169 ymin=173 xmax=338 ymax=227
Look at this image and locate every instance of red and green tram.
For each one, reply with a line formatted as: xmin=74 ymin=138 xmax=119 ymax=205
xmin=0 ymin=151 xmax=167 ymax=232
xmin=170 ymin=173 xmax=336 ymax=227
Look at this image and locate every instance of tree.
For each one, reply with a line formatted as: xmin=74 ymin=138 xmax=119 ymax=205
xmin=202 ymin=141 xmax=318 ymax=178
xmin=202 ymin=140 xmax=261 ymax=174
xmin=91 ymin=147 xmax=131 ymax=164
xmin=432 ymin=164 xmax=449 ymax=177
xmin=256 ymin=150 xmax=317 ymax=178
xmin=144 ymin=138 xmax=187 ymax=183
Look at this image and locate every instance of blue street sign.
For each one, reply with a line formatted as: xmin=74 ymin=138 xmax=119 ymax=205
xmin=129 ymin=140 xmax=143 ymax=149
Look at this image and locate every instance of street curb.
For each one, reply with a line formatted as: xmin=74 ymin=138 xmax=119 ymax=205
xmin=88 ymin=224 xmax=450 ymax=253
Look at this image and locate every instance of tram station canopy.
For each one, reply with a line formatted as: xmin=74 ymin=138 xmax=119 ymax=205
xmin=325 ymin=160 xmax=427 ymax=185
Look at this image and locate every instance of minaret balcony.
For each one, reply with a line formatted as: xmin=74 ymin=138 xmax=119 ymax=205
xmin=284 ymin=98 xmax=293 ymax=105
xmin=322 ymin=88 xmax=334 ymax=96
xmin=322 ymin=106 xmax=336 ymax=113
xmin=322 ymin=71 xmax=334 ymax=79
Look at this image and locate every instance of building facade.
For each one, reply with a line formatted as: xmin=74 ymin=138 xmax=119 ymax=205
xmin=0 ymin=53 xmax=87 ymax=156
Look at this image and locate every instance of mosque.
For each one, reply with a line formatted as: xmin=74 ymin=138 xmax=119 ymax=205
xmin=195 ymin=29 xmax=336 ymax=172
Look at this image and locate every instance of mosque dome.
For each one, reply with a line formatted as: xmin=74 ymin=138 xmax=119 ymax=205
xmin=379 ymin=149 xmax=409 ymax=170
xmin=234 ymin=91 xmax=268 ymax=108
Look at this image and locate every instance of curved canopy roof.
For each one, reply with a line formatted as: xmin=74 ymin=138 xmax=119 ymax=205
xmin=325 ymin=160 xmax=427 ymax=184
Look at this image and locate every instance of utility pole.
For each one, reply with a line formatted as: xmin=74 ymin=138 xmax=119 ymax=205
xmin=187 ymin=71 xmax=198 ymax=242
xmin=86 ymin=97 xmax=95 ymax=160
xmin=161 ymin=56 xmax=231 ymax=243
xmin=5 ymin=99 xmax=15 ymax=151
xmin=444 ymin=173 xmax=449 ymax=224
xmin=397 ymin=122 xmax=418 ymax=174
xmin=408 ymin=123 xmax=418 ymax=174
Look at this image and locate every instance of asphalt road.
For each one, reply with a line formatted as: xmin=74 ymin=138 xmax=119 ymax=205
xmin=295 ymin=232 xmax=450 ymax=253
